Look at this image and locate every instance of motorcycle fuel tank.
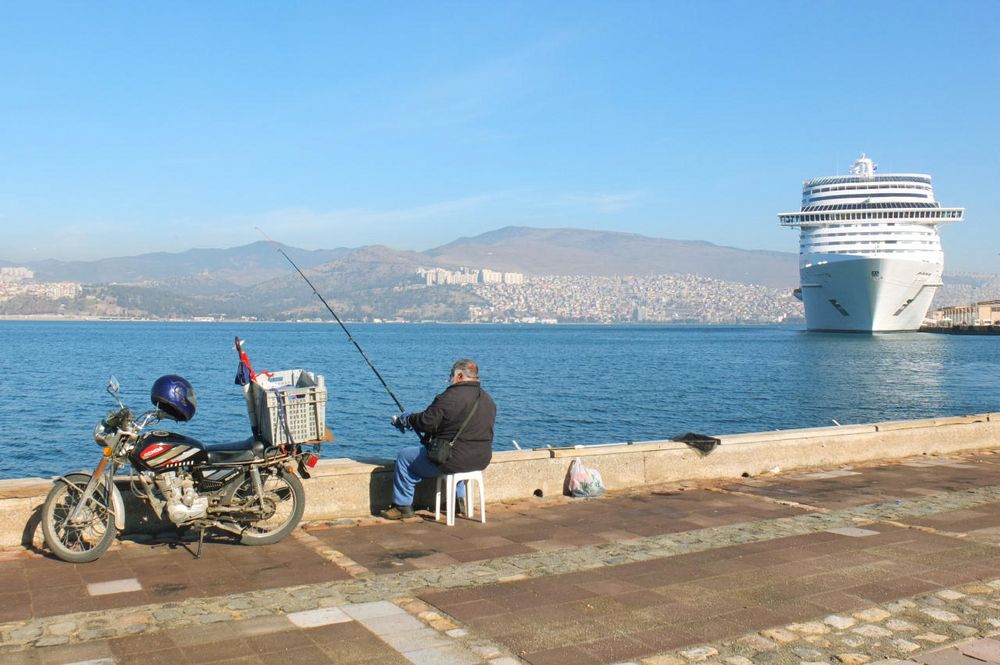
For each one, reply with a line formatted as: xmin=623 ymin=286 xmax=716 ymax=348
xmin=131 ymin=431 xmax=208 ymax=473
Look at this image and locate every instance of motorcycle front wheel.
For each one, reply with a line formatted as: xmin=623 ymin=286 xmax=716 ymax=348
xmin=233 ymin=470 xmax=305 ymax=546
xmin=41 ymin=473 xmax=117 ymax=563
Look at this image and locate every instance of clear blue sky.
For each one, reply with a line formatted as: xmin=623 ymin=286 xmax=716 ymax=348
xmin=2 ymin=2 xmax=998 ymax=272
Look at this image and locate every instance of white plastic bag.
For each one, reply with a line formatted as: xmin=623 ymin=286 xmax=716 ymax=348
xmin=567 ymin=458 xmax=605 ymax=498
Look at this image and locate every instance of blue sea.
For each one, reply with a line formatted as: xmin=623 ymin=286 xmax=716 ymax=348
xmin=1 ymin=321 xmax=999 ymax=480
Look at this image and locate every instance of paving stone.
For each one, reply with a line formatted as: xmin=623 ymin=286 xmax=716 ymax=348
xmin=641 ymin=656 xmax=687 ymax=665
xmin=914 ymin=633 xmax=951 ymax=644
xmin=287 ymin=606 xmax=352 ymax=628
xmin=835 ymin=654 xmax=871 ymax=665
xmin=35 ymin=635 xmax=70 ymax=647
xmin=936 ymin=590 xmax=966 ymax=601
xmin=891 ymin=639 xmax=921 ymax=654
xmin=761 ymin=629 xmax=799 ymax=644
xmin=826 ymin=615 xmax=857 ymax=630
xmin=792 ymin=647 xmax=825 ymax=659
xmin=5 ymin=624 xmax=43 ymax=644
xmin=885 ymin=619 xmax=918 ymax=632
xmin=853 ymin=624 xmax=894 ymax=638
xmin=400 ymin=642 xmax=482 ymax=665
xmin=949 ymin=625 xmax=980 ymax=637
xmin=341 ymin=600 xmax=404 ymax=620
xmin=723 ymin=657 xmax=754 ymax=665
xmin=469 ymin=643 xmax=502 ymax=658
xmin=853 ymin=608 xmax=891 ymax=623
xmin=358 ymin=610 xmax=426 ymax=635
xmin=378 ymin=626 xmax=451 ymax=652
xmin=736 ymin=635 xmax=778 ymax=652
xmin=826 ymin=528 xmax=881 ymax=537
xmin=921 ymin=608 xmax=962 ymax=622
xmin=86 ymin=578 xmax=142 ymax=596
xmin=47 ymin=621 xmax=77 ymax=636
xmin=788 ymin=622 xmax=830 ymax=635
xmin=680 ymin=646 xmax=719 ymax=661
xmin=921 ymin=648 xmax=987 ymax=665
xmin=959 ymin=638 xmax=1000 ymax=663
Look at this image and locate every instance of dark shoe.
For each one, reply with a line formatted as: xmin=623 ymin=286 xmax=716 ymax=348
xmin=380 ymin=505 xmax=415 ymax=520
xmin=456 ymin=497 xmax=466 ymax=517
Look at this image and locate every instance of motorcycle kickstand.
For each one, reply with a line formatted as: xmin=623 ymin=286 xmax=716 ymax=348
xmin=195 ymin=528 xmax=206 ymax=559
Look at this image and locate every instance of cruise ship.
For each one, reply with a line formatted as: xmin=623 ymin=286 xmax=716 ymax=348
xmin=779 ymin=155 xmax=964 ymax=332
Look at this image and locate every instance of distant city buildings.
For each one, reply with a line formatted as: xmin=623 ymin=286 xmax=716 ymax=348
xmin=466 ymin=274 xmax=802 ymax=324
xmin=0 ymin=280 xmax=81 ymax=301
xmin=0 ymin=266 xmax=82 ymax=302
xmin=419 ymin=267 xmax=524 ymax=286
xmin=928 ymin=300 xmax=1000 ymax=326
xmin=0 ymin=267 xmax=33 ymax=282
xmin=417 ymin=267 xmax=802 ymax=323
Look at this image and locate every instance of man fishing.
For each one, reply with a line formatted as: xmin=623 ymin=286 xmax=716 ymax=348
xmin=257 ymin=232 xmax=496 ymax=520
xmin=381 ymin=359 xmax=497 ymax=520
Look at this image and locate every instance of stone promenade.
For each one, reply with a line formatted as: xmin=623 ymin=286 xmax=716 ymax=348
xmin=2 ymin=449 xmax=1000 ymax=665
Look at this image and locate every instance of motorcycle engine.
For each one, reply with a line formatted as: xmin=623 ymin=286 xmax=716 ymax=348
xmin=155 ymin=471 xmax=209 ymax=524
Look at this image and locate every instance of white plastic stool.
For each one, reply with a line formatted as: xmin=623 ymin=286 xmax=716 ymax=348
xmin=435 ymin=470 xmax=486 ymax=526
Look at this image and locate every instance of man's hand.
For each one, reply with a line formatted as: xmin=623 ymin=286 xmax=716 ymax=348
xmin=391 ymin=411 xmax=413 ymax=433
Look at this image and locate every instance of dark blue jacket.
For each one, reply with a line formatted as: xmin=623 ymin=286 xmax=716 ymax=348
xmin=409 ymin=381 xmax=496 ymax=473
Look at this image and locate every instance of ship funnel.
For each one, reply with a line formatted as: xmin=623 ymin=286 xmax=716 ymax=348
xmin=849 ymin=153 xmax=877 ymax=178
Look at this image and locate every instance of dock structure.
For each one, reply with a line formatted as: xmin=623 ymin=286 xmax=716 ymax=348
xmin=2 ymin=421 xmax=1000 ymax=664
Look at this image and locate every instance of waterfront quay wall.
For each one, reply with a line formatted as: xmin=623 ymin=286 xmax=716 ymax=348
xmin=3 ymin=412 xmax=999 ymax=549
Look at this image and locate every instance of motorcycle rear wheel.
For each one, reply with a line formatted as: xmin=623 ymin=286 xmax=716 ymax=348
xmin=41 ymin=473 xmax=117 ymax=563
xmin=234 ymin=470 xmax=305 ymax=546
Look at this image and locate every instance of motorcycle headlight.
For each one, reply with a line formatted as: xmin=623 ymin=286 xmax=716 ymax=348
xmin=93 ymin=421 xmax=107 ymax=446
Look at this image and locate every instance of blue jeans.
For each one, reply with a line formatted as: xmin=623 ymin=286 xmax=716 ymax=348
xmin=392 ymin=445 xmax=465 ymax=506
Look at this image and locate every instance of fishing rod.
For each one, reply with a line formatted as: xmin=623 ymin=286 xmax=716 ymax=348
xmin=256 ymin=227 xmax=407 ymax=412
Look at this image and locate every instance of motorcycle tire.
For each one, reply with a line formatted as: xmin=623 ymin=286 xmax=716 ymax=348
xmin=41 ymin=473 xmax=117 ymax=563
xmin=234 ymin=470 xmax=305 ymax=546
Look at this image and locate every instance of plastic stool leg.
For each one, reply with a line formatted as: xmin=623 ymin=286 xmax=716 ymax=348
xmin=447 ymin=474 xmax=457 ymax=526
xmin=464 ymin=479 xmax=474 ymax=520
xmin=477 ymin=476 xmax=486 ymax=524
xmin=434 ymin=476 xmax=444 ymax=521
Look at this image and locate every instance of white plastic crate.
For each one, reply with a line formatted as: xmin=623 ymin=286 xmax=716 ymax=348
xmin=244 ymin=369 xmax=328 ymax=445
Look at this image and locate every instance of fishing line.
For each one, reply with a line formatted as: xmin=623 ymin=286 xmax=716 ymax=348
xmin=256 ymin=227 xmax=407 ymax=412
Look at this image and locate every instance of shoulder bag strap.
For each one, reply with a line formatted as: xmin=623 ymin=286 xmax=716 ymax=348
xmin=448 ymin=389 xmax=482 ymax=445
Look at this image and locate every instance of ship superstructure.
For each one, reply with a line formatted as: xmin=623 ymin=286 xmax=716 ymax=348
xmin=779 ymin=155 xmax=964 ymax=332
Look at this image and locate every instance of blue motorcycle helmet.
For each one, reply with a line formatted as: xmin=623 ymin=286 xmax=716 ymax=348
xmin=150 ymin=375 xmax=197 ymax=421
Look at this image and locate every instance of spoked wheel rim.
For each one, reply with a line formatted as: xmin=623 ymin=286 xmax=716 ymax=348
xmin=43 ymin=481 xmax=115 ymax=559
xmin=235 ymin=474 xmax=299 ymax=537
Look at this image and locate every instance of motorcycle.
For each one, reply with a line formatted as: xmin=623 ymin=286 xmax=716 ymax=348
xmin=41 ymin=370 xmax=320 ymax=563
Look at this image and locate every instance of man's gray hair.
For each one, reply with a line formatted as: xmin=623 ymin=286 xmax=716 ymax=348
xmin=451 ymin=359 xmax=479 ymax=379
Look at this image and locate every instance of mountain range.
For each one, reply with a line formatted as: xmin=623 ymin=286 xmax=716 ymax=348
xmin=15 ymin=226 xmax=800 ymax=291
xmin=5 ymin=226 xmax=994 ymax=321
xmin=426 ymin=227 xmax=797 ymax=288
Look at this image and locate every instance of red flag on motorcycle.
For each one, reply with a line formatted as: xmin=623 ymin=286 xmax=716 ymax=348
xmin=234 ymin=337 xmax=256 ymax=386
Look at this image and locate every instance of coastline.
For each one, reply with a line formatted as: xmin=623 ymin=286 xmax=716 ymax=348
xmin=0 ymin=314 xmax=805 ymax=327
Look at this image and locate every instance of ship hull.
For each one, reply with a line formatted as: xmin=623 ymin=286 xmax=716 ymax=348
xmin=799 ymin=255 xmax=941 ymax=332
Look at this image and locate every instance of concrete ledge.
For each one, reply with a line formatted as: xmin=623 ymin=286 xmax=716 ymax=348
xmin=5 ymin=413 xmax=1000 ymax=549
xmin=875 ymin=414 xmax=987 ymax=431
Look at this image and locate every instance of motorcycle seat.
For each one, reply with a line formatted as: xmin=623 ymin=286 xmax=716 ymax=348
xmin=205 ymin=437 xmax=266 ymax=464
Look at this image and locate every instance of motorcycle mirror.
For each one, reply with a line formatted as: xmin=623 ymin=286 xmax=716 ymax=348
xmin=107 ymin=375 xmax=120 ymax=395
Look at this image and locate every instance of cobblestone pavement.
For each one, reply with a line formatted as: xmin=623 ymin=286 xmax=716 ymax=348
xmin=2 ymin=450 xmax=999 ymax=664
